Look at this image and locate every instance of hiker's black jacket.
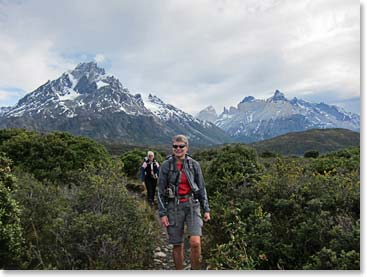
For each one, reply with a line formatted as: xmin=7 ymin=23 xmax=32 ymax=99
xmin=141 ymin=158 xmax=160 ymax=181
xmin=157 ymin=155 xmax=210 ymax=217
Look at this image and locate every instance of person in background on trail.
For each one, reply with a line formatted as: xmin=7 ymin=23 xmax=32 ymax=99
xmin=141 ymin=151 xmax=160 ymax=206
xmin=157 ymin=135 xmax=210 ymax=270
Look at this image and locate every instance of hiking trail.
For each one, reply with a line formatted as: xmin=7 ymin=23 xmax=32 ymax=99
xmin=126 ymin=180 xmax=191 ymax=270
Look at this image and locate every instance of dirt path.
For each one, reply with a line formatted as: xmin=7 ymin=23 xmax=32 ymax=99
xmin=151 ymin=207 xmax=191 ymax=270
xmin=126 ymin=179 xmax=191 ymax=270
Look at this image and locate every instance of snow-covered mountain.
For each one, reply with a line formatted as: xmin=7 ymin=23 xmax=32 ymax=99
xmin=213 ymin=90 xmax=360 ymax=142
xmin=4 ymin=62 xmax=149 ymax=119
xmin=0 ymin=106 xmax=11 ymax=117
xmin=0 ymin=62 xmax=231 ymax=145
xmin=141 ymin=94 xmax=229 ymax=144
xmin=196 ymin=105 xmax=218 ymax=123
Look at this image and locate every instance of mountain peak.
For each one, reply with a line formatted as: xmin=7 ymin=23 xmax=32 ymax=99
xmin=203 ymin=105 xmax=216 ymax=112
xmin=216 ymin=89 xmax=360 ymax=143
xmin=0 ymin=61 xmax=233 ymax=145
xmin=241 ymin=96 xmax=256 ymax=103
xmin=147 ymin=94 xmax=165 ymax=105
xmin=196 ymin=105 xmax=218 ymax=123
xmin=267 ymin=90 xmax=287 ymax=102
xmin=68 ymin=62 xmax=110 ymax=94
xmin=71 ymin=62 xmax=105 ymax=80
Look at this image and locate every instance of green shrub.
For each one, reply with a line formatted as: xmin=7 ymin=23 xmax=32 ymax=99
xmin=206 ymin=144 xmax=263 ymax=194
xmin=120 ymin=149 xmax=146 ymax=178
xmin=308 ymin=147 xmax=359 ymax=175
xmin=304 ymin=150 xmax=319 ymax=158
xmin=0 ymin=129 xmax=111 ymax=184
xmin=202 ymin=144 xmax=265 ymax=269
xmin=202 ymin=147 xmax=360 ymax=270
xmin=0 ymin=154 xmax=24 ymax=269
xmin=259 ymin=151 xmax=278 ymax=158
xmin=192 ymin=148 xmax=221 ymax=162
xmin=14 ymin=162 xmax=158 ymax=269
xmin=303 ymin=247 xmax=360 ymax=270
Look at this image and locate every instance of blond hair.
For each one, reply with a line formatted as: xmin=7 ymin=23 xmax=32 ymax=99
xmin=172 ymin=135 xmax=189 ymax=147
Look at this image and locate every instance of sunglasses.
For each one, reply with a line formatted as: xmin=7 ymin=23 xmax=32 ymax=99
xmin=172 ymin=144 xmax=186 ymax=149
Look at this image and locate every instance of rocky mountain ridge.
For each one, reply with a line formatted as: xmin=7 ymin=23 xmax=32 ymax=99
xmin=0 ymin=62 xmax=231 ymax=145
xmin=199 ymin=90 xmax=360 ymax=142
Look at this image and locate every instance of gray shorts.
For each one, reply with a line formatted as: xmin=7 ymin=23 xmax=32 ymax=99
xmin=167 ymin=199 xmax=203 ymax=245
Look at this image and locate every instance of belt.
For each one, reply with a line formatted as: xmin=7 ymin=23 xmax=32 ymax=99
xmin=178 ymin=193 xmax=192 ymax=199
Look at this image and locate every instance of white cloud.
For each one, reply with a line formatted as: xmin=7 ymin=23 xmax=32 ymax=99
xmin=0 ymin=32 xmax=73 ymax=92
xmin=0 ymin=0 xmax=360 ymax=114
xmin=94 ymin=54 xmax=105 ymax=63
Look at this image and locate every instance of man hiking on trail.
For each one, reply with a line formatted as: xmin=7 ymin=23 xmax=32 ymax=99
xmin=157 ymin=135 xmax=210 ymax=270
xmin=141 ymin=151 xmax=160 ymax=206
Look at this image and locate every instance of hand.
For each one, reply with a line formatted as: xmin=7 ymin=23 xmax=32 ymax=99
xmin=204 ymin=212 xmax=211 ymax=222
xmin=142 ymin=181 xmax=145 ymax=186
xmin=161 ymin=216 xmax=170 ymax=227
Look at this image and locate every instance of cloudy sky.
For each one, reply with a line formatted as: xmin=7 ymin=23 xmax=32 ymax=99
xmin=0 ymin=0 xmax=360 ymax=115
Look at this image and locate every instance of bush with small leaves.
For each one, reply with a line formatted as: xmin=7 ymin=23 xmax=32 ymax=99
xmin=304 ymin=150 xmax=319 ymax=158
xmin=0 ymin=154 xmax=24 ymax=269
xmin=0 ymin=129 xmax=111 ymax=184
xmin=202 ymin=146 xmax=359 ymax=270
xmin=14 ymin=162 xmax=158 ymax=269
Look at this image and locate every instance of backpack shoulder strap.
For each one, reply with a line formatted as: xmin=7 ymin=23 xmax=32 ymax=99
xmin=165 ymin=155 xmax=174 ymax=170
xmin=186 ymin=155 xmax=194 ymax=172
xmin=166 ymin=155 xmax=175 ymax=187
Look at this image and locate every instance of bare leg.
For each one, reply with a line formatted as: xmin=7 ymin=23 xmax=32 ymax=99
xmin=173 ymin=244 xmax=184 ymax=270
xmin=189 ymin=236 xmax=201 ymax=270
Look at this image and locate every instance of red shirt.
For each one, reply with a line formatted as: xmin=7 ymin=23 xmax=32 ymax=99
xmin=177 ymin=163 xmax=191 ymax=202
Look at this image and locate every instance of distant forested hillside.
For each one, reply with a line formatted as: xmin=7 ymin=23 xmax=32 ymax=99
xmin=251 ymin=128 xmax=359 ymax=156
